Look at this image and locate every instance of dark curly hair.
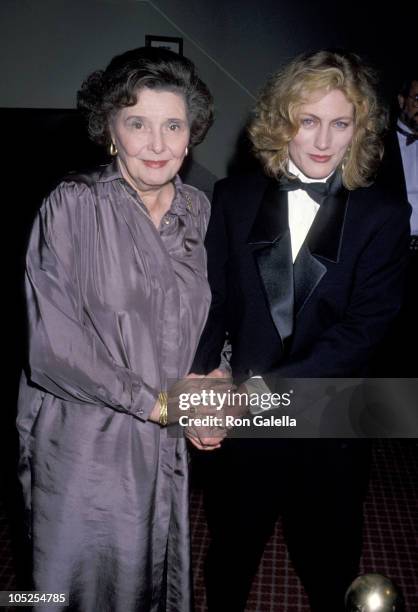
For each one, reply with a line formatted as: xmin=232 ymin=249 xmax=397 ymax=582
xmin=77 ymin=46 xmax=213 ymax=149
xmin=398 ymin=74 xmax=418 ymax=96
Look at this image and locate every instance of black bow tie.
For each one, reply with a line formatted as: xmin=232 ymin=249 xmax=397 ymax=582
xmin=277 ymin=171 xmax=342 ymax=204
xmin=397 ymin=125 xmax=418 ymax=146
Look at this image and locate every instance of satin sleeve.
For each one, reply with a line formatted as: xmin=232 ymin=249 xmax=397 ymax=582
xmin=24 ymin=183 xmax=157 ymax=421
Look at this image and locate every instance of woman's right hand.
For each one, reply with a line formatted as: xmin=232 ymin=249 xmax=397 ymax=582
xmin=149 ymin=372 xmax=234 ymax=437
xmin=186 ymin=370 xmax=233 ymax=449
xmin=148 ymin=399 xmax=164 ymax=424
xmin=203 ymin=368 xmax=230 ymax=379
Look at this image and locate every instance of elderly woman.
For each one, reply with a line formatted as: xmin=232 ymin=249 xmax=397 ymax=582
xmin=192 ymin=50 xmax=410 ymax=611
xmin=17 ymin=46 xmax=213 ymax=611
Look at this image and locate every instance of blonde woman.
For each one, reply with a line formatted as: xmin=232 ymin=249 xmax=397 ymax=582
xmin=192 ymin=50 xmax=410 ymax=612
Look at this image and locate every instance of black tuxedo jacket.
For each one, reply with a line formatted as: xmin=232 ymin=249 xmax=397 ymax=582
xmin=192 ymin=172 xmax=411 ymax=382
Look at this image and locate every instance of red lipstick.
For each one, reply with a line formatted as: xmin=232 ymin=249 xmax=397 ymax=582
xmin=142 ymin=160 xmax=169 ymax=168
xmin=309 ymin=155 xmax=332 ymax=163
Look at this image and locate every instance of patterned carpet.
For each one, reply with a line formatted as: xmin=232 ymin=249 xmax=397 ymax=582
xmin=190 ymin=440 xmax=418 ymax=611
xmin=1 ymin=440 xmax=417 ymax=611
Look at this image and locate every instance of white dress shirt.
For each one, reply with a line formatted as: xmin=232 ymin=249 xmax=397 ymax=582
xmin=397 ymin=120 xmax=418 ymax=235
xmin=287 ymin=160 xmax=329 ymax=261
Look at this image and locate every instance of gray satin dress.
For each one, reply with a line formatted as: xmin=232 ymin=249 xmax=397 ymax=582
xmin=17 ymin=160 xmax=211 ymax=612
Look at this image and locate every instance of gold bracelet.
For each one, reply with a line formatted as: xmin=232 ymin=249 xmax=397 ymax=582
xmin=158 ymin=392 xmax=168 ymax=426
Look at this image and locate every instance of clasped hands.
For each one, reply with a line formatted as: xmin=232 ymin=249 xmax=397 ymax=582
xmin=149 ymin=369 xmax=248 ymax=450
xmin=183 ymin=369 xmax=233 ymax=451
xmin=184 ymin=373 xmax=251 ymax=450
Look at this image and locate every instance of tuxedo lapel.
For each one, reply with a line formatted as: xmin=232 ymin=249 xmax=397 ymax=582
xmin=307 ymin=187 xmax=349 ymax=262
xmin=293 ymin=244 xmax=326 ymax=314
xmin=248 ymin=178 xmax=350 ymax=326
xmin=293 ymin=186 xmax=349 ymax=314
xmin=248 ymin=180 xmax=289 ymax=244
xmin=248 ymin=182 xmax=294 ymax=343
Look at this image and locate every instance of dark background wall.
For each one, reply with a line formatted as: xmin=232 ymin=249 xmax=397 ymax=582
xmin=1 ymin=0 xmax=416 ymax=180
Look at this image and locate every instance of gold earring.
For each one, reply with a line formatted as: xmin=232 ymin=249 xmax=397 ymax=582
xmin=109 ymin=142 xmax=118 ymax=156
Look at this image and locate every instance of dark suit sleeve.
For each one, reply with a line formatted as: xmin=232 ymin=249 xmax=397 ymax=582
xmin=265 ymin=201 xmax=411 ymax=383
xmin=191 ymin=181 xmax=229 ymax=374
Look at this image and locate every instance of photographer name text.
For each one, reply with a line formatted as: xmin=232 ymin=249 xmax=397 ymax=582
xmin=178 ymin=415 xmax=297 ymax=428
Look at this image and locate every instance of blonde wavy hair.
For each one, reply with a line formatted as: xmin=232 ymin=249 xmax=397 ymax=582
xmin=248 ymin=50 xmax=388 ymax=190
